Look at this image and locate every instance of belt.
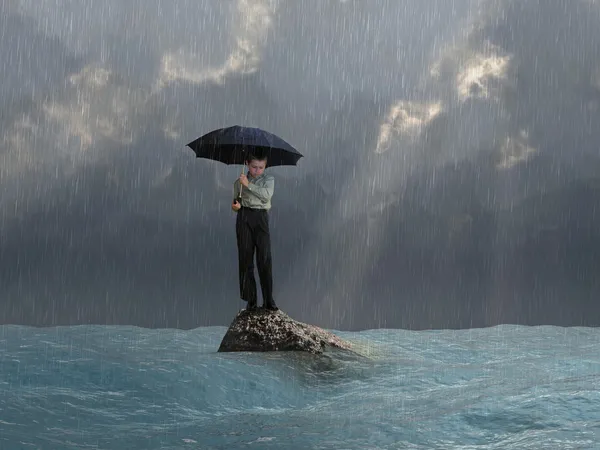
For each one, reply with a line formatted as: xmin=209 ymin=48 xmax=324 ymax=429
xmin=241 ymin=206 xmax=268 ymax=212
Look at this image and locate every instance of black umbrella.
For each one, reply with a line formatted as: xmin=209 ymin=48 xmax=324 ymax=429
xmin=186 ymin=125 xmax=303 ymax=167
xmin=187 ymin=125 xmax=303 ymax=199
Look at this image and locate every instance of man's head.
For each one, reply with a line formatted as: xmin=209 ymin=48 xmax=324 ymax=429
xmin=246 ymin=154 xmax=267 ymax=178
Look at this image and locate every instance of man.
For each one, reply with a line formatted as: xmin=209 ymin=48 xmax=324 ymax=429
xmin=231 ymin=154 xmax=279 ymax=311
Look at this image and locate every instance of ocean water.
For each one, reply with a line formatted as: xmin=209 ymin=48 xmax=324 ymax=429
xmin=0 ymin=322 xmax=599 ymax=449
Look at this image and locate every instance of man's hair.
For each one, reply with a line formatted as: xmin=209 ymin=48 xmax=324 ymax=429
xmin=246 ymin=153 xmax=267 ymax=164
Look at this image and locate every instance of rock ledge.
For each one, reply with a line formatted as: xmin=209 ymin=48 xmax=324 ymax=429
xmin=218 ymin=308 xmax=354 ymax=354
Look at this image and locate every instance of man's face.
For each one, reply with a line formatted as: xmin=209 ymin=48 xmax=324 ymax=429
xmin=247 ymin=159 xmax=266 ymax=178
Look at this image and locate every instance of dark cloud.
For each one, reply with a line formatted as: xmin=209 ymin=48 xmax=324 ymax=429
xmin=1 ymin=0 xmax=599 ymax=330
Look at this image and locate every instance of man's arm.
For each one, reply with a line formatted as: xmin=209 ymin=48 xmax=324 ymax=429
xmin=245 ymin=176 xmax=274 ymax=202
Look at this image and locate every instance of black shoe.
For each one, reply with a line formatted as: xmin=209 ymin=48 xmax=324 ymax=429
xmin=246 ymin=304 xmax=258 ymax=311
xmin=264 ymin=305 xmax=279 ymax=312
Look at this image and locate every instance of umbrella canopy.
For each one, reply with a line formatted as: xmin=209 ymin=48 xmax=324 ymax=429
xmin=186 ymin=125 xmax=303 ymax=167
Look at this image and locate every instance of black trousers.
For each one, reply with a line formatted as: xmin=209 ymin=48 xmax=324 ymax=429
xmin=235 ymin=207 xmax=276 ymax=308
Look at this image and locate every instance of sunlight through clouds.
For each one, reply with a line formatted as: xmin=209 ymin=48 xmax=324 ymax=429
xmin=157 ymin=0 xmax=278 ymax=87
xmin=455 ymin=52 xmax=511 ymax=101
xmin=375 ymin=101 xmax=443 ymax=154
xmin=45 ymin=64 xmax=136 ymax=152
xmin=496 ymin=129 xmax=537 ymax=169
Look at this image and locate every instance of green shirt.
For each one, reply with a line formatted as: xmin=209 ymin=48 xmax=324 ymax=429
xmin=233 ymin=172 xmax=274 ymax=210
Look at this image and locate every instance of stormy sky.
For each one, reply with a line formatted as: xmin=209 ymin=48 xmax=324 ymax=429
xmin=1 ymin=0 xmax=599 ymax=330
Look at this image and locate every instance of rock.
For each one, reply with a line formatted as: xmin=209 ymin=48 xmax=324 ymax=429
xmin=217 ymin=308 xmax=355 ymax=354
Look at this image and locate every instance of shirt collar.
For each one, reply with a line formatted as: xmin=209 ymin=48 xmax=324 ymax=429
xmin=247 ymin=172 xmax=266 ymax=182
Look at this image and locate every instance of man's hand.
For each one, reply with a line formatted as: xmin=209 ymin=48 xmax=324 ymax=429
xmin=239 ymin=174 xmax=249 ymax=187
xmin=232 ymin=200 xmax=241 ymax=212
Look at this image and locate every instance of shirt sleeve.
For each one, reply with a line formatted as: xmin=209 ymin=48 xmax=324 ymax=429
xmin=246 ymin=176 xmax=274 ymax=202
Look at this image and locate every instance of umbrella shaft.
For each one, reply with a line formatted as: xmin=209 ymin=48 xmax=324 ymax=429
xmin=239 ymin=166 xmax=244 ymax=197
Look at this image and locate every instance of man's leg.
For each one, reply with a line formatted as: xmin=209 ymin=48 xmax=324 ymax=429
xmin=236 ymin=211 xmax=257 ymax=308
xmin=255 ymin=211 xmax=277 ymax=310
